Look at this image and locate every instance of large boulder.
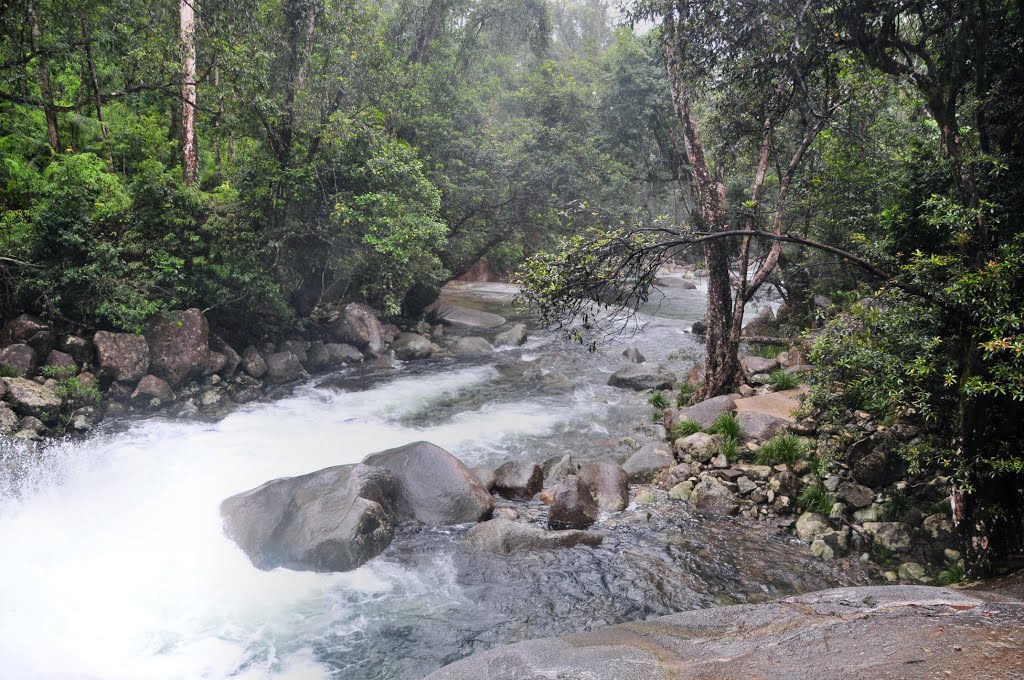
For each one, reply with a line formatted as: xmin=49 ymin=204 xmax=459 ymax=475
xmin=689 ymin=476 xmax=739 ymax=515
xmin=466 ymin=517 xmax=603 ymax=554
xmin=430 ymin=302 xmax=506 ymax=329
xmin=451 ymin=336 xmax=494 ymax=358
xmin=862 ymin=522 xmax=914 ymax=553
xmin=92 ymin=331 xmax=150 ymax=383
xmin=677 ymin=395 xmax=737 ymax=429
xmin=607 ymin=364 xmax=677 ymax=391
xmin=58 ymin=334 xmax=92 ymax=364
xmin=577 ymin=461 xmax=629 ymax=512
xmin=362 ymin=441 xmax=493 ymax=525
xmin=45 ymin=349 xmax=76 ymax=370
xmin=741 ymin=355 xmax=779 ymax=375
xmin=220 ymin=463 xmax=400 ymax=572
xmin=1 ymin=377 xmax=61 ymax=422
xmin=392 ymin=332 xmax=436 ymax=361
xmin=145 ymin=308 xmax=210 ymax=388
xmin=742 ymin=306 xmax=777 ymax=336
xmin=622 ymin=443 xmax=673 ymax=483
xmin=548 ymin=475 xmax=598 ymax=530
xmin=325 ymin=302 xmax=385 ymax=356
xmin=325 ymin=343 xmax=364 ymax=365
xmin=494 ymin=323 xmax=528 ymax=347
xmin=265 ymin=351 xmax=308 ymax=384
xmin=674 ymin=432 xmax=720 ymax=461
xmin=0 ymin=344 xmax=37 ymax=377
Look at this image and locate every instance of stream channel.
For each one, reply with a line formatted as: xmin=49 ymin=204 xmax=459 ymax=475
xmin=0 ymin=281 xmax=869 ymax=679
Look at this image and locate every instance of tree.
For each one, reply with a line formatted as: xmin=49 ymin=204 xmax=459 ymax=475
xmin=179 ymin=0 xmax=197 ymax=184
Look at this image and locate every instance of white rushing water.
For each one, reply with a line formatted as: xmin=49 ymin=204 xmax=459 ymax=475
xmin=0 ymin=360 xmax=616 ymax=680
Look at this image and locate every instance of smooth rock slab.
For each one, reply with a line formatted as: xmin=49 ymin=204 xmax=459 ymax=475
xmin=425 ymin=586 xmax=1024 ymax=680
xmin=431 ymin=303 xmax=507 ymax=329
xmin=466 ymin=518 xmax=603 ymax=554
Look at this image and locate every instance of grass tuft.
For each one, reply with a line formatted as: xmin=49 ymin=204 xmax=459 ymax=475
xmin=768 ymin=367 xmax=800 ymax=390
xmin=798 ymin=480 xmax=835 ymax=515
xmin=707 ymin=411 xmax=742 ymax=440
xmin=755 ymin=434 xmax=807 ymax=466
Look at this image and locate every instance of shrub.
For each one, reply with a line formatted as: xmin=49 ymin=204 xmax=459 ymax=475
xmin=755 ymin=434 xmax=807 ymax=466
xmin=768 ymin=368 xmax=800 ymax=390
xmin=707 ymin=411 xmax=742 ymax=440
xmin=798 ymin=480 xmax=835 ymax=515
xmin=672 ymin=417 xmax=702 ymax=438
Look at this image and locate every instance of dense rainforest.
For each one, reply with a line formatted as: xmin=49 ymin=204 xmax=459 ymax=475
xmin=1 ymin=0 xmax=1022 ymax=578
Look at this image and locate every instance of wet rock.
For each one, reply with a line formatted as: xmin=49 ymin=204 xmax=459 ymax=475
xmin=548 ymin=476 xmax=598 ymax=530
xmin=690 ymin=320 xmax=707 ymax=335
xmin=17 ymin=415 xmax=45 ymax=434
xmin=654 ymin=275 xmax=697 ymax=289
xmin=796 ymin=512 xmax=831 ymax=543
xmin=607 ymin=364 xmax=676 ymax=391
xmin=304 ymin=341 xmax=331 ymax=371
xmin=494 ymin=323 xmax=528 ymax=347
xmin=210 ymin=337 xmax=241 ymax=376
xmin=69 ymin=406 xmax=100 ymax=431
xmin=0 ymin=404 xmax=17 ymax=434
xmin=862 ymin=522 xmax=914 ymax=552
xmin=836 ymin=481 xmax=875 ymax=509
xmin=131 ymin=375 xmax=174 ymax=404
xmin=265 ymin=352 xmax=308 ymax=384
xmin=689 ymin=476 xmax=739 ymax=515
xmin=93 ymin=331 xmax=149 ymax=383
xmin=324 ymin=302 xmax=386 ymax=356
xmin=325 ymin=343 xmax=363 ymax=364
xmin=1 ymin=377 xmax=61 ymax=422
xmin=622 ymin=443 xmax=673 ymax=483
xmin=465 ymin=517 xmax=603 ymax=554
xmin=0 ymin=344 xmax=37 ymax=377
xmin=220 ymin=463 xmax=400 ymax=572
xmin=430 ymin=303 xmax=506 ymax=330
xmin=144 ymin=309 xmax=210 ymax=388
xmin=676 ymin=395 xmax=736 ymax=429
xmin=392 ymin=332 xmax=435 ymax=360
xmin=621 ymin=347 xmax=646 ymax=363
xmin=577 ymin=460 xmax=629 ymax=512
xmin=240 ymin=346 xmax=268 ymax=378
xmin=493 ymin=461 xmax=544 ymax=499
xmin=736 ymin=411 xmax=789 ymax=441
xmin=362 ymin=441 xmax=494 ymax=525
xmin=471 ymin=467 xmax=496 ymax=492
xmin=634 ymin=489 xmax=657 ymax=505
xmin=452 ymin=336 xmax=494 ymax=358
xmin=542 ymin=454 xmax=579 ymax=482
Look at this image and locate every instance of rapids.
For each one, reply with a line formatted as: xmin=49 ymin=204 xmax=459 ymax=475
xmin=0 ymin=282 xmax=862 ymax=680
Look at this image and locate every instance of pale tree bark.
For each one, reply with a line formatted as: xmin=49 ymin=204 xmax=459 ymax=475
xmin=180 ymin=0 xmax=198 ymax=184
xmin=26 ymin=0 xmax=59 ymax=151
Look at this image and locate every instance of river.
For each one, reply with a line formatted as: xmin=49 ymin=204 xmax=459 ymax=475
xmin=0 ymin=281 xmax=865 ymax=680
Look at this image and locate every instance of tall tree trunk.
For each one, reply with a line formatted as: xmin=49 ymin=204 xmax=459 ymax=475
xmin=180 ymin=0 xmax=198 ymax=184
xmin=81 ymin=18 xmax=111 ymax=167
xmin=26 ymin=0 xmax=60 ymax=151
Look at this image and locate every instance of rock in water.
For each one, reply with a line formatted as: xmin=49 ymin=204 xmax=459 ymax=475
xmin=144 ymin=308 xmax=210 ymax=388
xmin=494 ymin=323 xmax=528 ymax=347
xmin=1 ymin=377 xmax=62 ymax=422
xmin=621 ymin=347 xmax=646 ymax=363
xmin=391 ymin=332 xmax=435 ymax=360
xmin=326 ymin=302 xmax=385 ymax=356
xmin=622 ymin=443 xmax=673 ymax=483
xmin=430 ymin=302 xmax=506 ymax=329
xmin=607 ymin=364 xmax=676 ymax=391
xmin=220 ymin=463 xmax=400 ymax=572
xmin=577 ymin=461 xmax=629 ymax=512
xmin=451 ymin=336 xmax=494 ymax=358
xmin=466 ymin=518 xmax=603 ymax=554
xmin=493 ymin=461 xmax=544 ymax=499
xmin=265 ymin=351 xmax=308 ymax=384
xmin=362 ymin=441 xmax=493 ymax=525
xmin=548 ymin=475 xmax=598 ymax=530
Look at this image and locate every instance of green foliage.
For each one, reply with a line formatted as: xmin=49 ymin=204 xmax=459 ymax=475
xmin=0 ymin=365 xmax=16 ymax=378
xmin=768 ymin=368 xmax=800 ymax=391
xmin=672 ymin=417 xmax=702 ymax=438
xmin=716 ymin=434 xmax=739 ymax=464
xmin=749 ymin=343 xmax=788 ymax=360
xmin=707 ymin=412 xmax=742 ymax=440
xmin=798 ymin=481 xmax=835 ymax=515
xmin=676 ymin=381 xmax=698 ymax=407
xmin=651 ymin=409 xmax=663 ymax=423
xmin=881 ymin=489 xmax=909 ymax=522
xmin=755 ymin=434 xmax=807 ymax=466
xmin=937 ymin=560 xmax=965 ymax=586
xmin=648 ymin=390 xmax=668 ymax=409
